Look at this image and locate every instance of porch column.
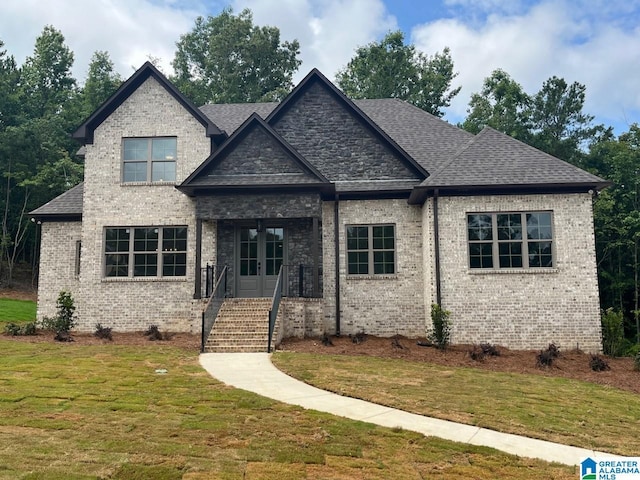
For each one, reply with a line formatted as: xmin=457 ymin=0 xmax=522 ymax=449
xmin=193 ymin=218 xmax=202 ymax=299
xmin=312 ymin=216 xmax=319 ymax=296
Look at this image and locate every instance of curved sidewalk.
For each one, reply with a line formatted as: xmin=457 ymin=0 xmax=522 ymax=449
xmin=200 ymin=353 xmax=617 ymax=466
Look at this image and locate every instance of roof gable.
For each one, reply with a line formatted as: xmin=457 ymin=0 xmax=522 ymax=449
xmin=29 ymin=182 xmax=84 ymax=221
xmin=266 ymin=69 xmax=428 ymax=182
xmin=72 ymin=62 xmax=224 ymax=144
xmin=178 ymin=113 xmax=331 ymax=195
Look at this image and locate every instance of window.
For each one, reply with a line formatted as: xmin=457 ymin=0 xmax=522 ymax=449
xmin=105 ymin=226 xmax=187 ymax=278
xmin=346 ymin=224 xmax=395 ymax=275
xmin=467 ymin=212 xmax=553 ymax=269
xmin=122 ymin=137 xmax=177 ymax=183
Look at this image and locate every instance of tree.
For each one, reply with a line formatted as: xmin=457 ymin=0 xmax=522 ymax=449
xmin=82 ymin=51 xmax=122 ymax=115
xmin=460 ymin=69 xmax=530 ymax=138
xmin=0 ymin=40 xmax=21 ymax=130
xmin=172 ymin=8 xmax=301 ymax=105
xmin=336 ymin=31 xmax=460 ymax=117
xmin=528 ymin=76 xmax=607 ymax=164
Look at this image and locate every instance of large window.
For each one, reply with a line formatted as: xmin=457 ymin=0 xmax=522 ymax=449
xmin=467 ymin=212 xmax=553 ymax=269
xmin=122 ymin=137 xmax=177 ymax=183
xmin=105 ymin=226 xmax=187 ymax=278
xmin=346 ymin=224 xmax=395 ymax=275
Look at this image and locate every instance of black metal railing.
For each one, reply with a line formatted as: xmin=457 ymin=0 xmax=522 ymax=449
xmin=267 ymin=265 xmax=284 ymax=353
xmin=200 ymin=263 xmax=217 ymax=298
xmin=281 ymin=264 xmax=322 ymax=298
xmin=201 ymin=265 xmax=227 ymax=353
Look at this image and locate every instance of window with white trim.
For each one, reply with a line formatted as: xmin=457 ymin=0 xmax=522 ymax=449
xmin=467 ymin=212 xmax=553 ymax=269
xmin=104 ymin=226 xmax=187 ymax=278
xmin=122 ymin=137 xmax=177 ymax=183
xmin=346 ymin=224 xmax=396 ymax=275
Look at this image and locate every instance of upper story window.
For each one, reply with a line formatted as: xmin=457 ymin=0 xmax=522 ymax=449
xmin=346 ymin=224 xmax=396 ymax=275
xmin=467 ymin=212 xmax=553 ymax=269
xmin=122 ymin=137 xmax=176 ymax=183
xmin=104 ymin=226 xmax=187 ymax=278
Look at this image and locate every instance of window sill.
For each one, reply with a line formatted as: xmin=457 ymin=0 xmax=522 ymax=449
xmin=346 ymin=274 xmax=398 ymax=280
xmin=468 ymin=268 xmax=557 ymax=275
xmin=102 ymin=276 xmax=188 ymax=283
xmin=121 ymin=181 xmax=177 ymax=187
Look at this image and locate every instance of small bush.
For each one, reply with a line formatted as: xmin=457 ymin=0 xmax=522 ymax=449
xmin=480 ymin=343 xmax=500 ymax=357
xmin=5 ymin=321 xmax=37 ymax=336
xmin=391 ymin=335 xmax=405 ymax=349
xmin=94 ymin=323 xmax=113 ymax=341
xmin=41 ymin=291 xmax=77 ymax=341
xmin=4 ymin=323 xmax=22 ymax=336
xmin=350 ymin=331 xmax=366 ymax=344
xmin=536 ymin=343 xmax=560 ymax=368
xmin=430 ymin=304 xmax=451 ymax=350
xmin=321 ymin=333 xmax=333 ymax=346
xmin=589 ymin=354 xmax=610 ymax=372
xmin=634 ymin=352 xmax=640 ymax=372
xmin=143 ymin=325 xmax=172 ymax=341
xmin=468 ymin=345 xmax=486 ymax=361
xmin=601 ymin=308 xmax=625 ymax=357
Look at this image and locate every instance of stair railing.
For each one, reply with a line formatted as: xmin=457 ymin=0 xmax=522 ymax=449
xmin=267 ymin=265 xmax=284 ymax=353
xmin=201 ymin=265 xmax=227 ymax=353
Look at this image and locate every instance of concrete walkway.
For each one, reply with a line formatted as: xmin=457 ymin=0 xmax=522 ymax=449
xmin=200 ymin=353 xmax=619 ymax=466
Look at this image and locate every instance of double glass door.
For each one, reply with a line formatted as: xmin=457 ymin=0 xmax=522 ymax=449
xmin=237 ymin=226 xmax=284 ymax=297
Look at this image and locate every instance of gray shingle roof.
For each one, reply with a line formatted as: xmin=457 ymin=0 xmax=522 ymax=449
xmin=421 ymin=127 xmax=607 ymax=188
xmin=29 ymin=182 xmax=84 ymax=219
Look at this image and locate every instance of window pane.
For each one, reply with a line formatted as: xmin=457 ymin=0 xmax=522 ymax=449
xmin=163 ymin=227 xmax=187 ymax=252
xmin=529 ymin=241 xmax=553 ymax=267
xmin=134 ymin=228 xmax=158 ymax=252
xmin=151 ymin=138 xmax=176 ymax=160
xmin=106 ymin=228 xmax=129 ymax=253
xmin=151 ymin=161 xmax=176 ymax=182
xmin=123 ymin=139 xmax=148 ymax=161
xmin=105 ymin=254 xmax=128 ymax=277
xmin=469 ymin=242 xmax=493 ymax=268
xmin=499 ymin=242 xmax=523 ymax=268
xmin=163 ymin=253 xmax=186 ymax=276
xmin=373 ymin=225 xmax=394 ymax=250
xmin=123 ymin=162 xmax=147 ymax=182
xmin=373 ymin=250 xmax=395 ymax=274
xmin=468 ymin=214 xmax=493 ymax=241
xmin=527 ymin=213 xmax=552 ymax=240
xmin=497 ymin=214 xmax=522 ymax=240
xmin=348 ymin=251 xmax=368 ymax=275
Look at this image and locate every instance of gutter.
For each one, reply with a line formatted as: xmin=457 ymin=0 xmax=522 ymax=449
xmin=433 ymin=189 xmax=442 ymax=305
xmin=334 ymin=194 xmax=341 ymax=336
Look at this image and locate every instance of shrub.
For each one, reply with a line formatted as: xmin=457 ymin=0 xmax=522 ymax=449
xmin=321 ymin=332 xmax=333 ymax=346
xmin=21 ymin=322 xmax=37 ymax=336
xmin=41 ymin=291 xmax=77 ymax=341
xmin=601 ymin=308 xmax=625 ymax=357
xmin=4 ymin=323 xmax=21 ymax=336
xmin=469 ymin=343 xmax=500 ymax=361
xmin=536 ymin=343 xmax=560 ymax=368
xmin=589 ymin=354 xmax=610 ymax=372
xmin=350 ymin=330 xmax=366 ymax=344
xmin=468 ymin=345 xmax=485 ymax=361
xmin=144 ymin=325 xmax=172 ymax=341
xmin=430 ymin=304 xmax=451 ymax=350
xmin=94 ymin=323 xmax=113 ymax=341
xmin=634 ymin=352 xmax=640 ymax=372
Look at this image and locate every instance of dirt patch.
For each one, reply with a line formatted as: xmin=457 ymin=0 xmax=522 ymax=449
xmin=278 ymin=335 xmax=640 ymax=395
xmin=0 ymin=288 xmax=37 ymax=301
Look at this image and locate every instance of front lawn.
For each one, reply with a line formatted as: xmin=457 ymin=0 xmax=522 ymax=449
xmin=272 ymin=352 xmax=640 ymax=457
xmin=0 ymin=340 xmax=576 ymax=479
xmin=0 ymin=298 xmax=36 ymax=324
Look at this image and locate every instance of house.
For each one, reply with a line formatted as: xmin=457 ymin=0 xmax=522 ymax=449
xmin=30 ymin=62 xmax=608 ymax=352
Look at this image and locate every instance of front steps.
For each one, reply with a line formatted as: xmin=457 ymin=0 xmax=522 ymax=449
xmin=204 ymin=298 xmax=277 ymax=353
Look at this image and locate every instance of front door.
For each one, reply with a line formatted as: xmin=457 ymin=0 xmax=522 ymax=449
xmin=237 ymin=226 xmax=284 ymax=297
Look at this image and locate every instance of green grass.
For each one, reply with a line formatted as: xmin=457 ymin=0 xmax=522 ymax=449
xmin=272 ymin=353 xmax=640 ymax=456
xmin=0 ymin=340 xmax=577 ymax=479
xmin=0 ymin=298 xmax=36 ymax=323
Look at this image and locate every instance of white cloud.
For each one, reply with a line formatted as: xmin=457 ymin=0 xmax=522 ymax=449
xmin=411 ymin=0 xmax=640 ymax=130
xmin=232 ymin=0 xmax=397 ymax=81
xmin=0 ymin=0 xmax=199 ymax=82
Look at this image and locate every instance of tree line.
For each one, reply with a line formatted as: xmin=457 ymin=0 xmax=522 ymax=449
xmin=1 ymin=8 xmax=638 ymax=344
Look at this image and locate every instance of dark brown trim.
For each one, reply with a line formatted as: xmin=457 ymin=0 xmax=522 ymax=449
xmin=194 ymin=218 xmax=202 ymax=299
xmin=312 ymin=216 xmax=319 ymax=297
xmin=73 ymin=62 xmax=225 ymax=145
xmin=30 ymin=214 xmax=82 ymax=223
xmin=433 ymin=190 xmax=442 ymax=306
xmin=334 ymin=194 xmax=341 ymax=336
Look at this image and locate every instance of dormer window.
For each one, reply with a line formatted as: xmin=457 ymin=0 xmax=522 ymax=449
xmin=122 ymin=137 xmax=177 ymax=183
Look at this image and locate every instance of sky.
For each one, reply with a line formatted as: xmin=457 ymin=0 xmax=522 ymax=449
xmin=1 ymin=0 xmax=639 ymax=133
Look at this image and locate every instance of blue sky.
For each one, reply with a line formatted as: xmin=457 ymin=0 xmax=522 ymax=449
xmin=1 ymin=0 xmax=639 ymax=133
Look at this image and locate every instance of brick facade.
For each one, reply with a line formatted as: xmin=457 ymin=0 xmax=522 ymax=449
xmin=431 ymin=193 xmax=602 ymax=352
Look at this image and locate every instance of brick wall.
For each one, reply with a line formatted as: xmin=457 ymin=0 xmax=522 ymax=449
xmin=36 ymin=221 xmax=82 ymax=321
xmin=322 ymin=198 xmax=426 ymax=337
xmin=433 ymin=193 xmax=602 ymax=352
xmin=74 ymin=77 xmax=211 ymax=332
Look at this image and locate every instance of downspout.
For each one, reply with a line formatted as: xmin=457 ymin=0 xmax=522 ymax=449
xmin=433 ymin=189 xmax=442 ymax=305
xmin=334 ymin=194 xmax=341 ymax=336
